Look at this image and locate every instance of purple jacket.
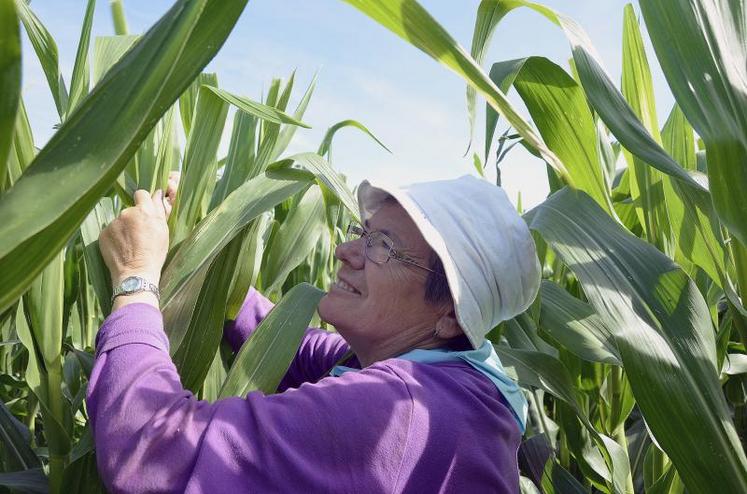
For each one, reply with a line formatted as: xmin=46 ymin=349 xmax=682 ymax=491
xmin=87 ymin=287 xmax=522 ymax=493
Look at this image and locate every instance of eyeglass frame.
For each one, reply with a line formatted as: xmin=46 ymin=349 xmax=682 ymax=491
xmin=344 ymin=224 xmax=445 ymax=278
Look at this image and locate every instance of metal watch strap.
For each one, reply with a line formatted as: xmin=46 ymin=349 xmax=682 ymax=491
xmin=111 ymin=276 xmax=161 ymax=304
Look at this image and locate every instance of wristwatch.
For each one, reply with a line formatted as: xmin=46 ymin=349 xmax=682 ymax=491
xmin=111 ymin=276 xmax=160 ymax=304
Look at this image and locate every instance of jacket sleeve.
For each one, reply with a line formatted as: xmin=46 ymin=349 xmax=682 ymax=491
xmin=86 ymin=304 xmax=411 ymax=493
xmin=223 ymin=287 xmax=355 ymax=389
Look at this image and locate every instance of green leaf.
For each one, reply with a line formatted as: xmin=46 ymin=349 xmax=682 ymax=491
xmin=0 ymin=0 xmax=21 ymax=187
xmin=540 ymin=459 xmax=588 ymax=494
xmin=209 ymin=109 xmax=258 ymax=211
xmin=15 ymin=0 xmax=68 ymax=116
xmin=0 ymin=468 xmax=48 ymax=494
xmin=660 ymin=104 xmax=726 ymax=288
xmin=270 ymin=73 xmax=318 ymax=162
xmin=5 ymin=98 xmax=34 ymax=190
xmin=225 ymin=213 xmax=273 ymax=320
xmin=317 ymin=119 xmax=391 ymax=158
xmin=620 ymin=4 xmax=674 ymax=256
xmin=490 ymin=56 xmax=613 ymax=215
xmin=268 ymin=152 xmax=359 ymax=222
xmin=79 ymin=198 xmax=115 ymax=315
xmin=639 ymin=0 xmax=747 ymax=245
xmin=467 ymin=0 xmax=706 ymax=194
xmin=62 ymin=451 xmax=106 ymax=494
xmin=495 ymin=345 xmax=631 ymax=492
xmin=19 ymin=252 xmax=71 ymax=491
xmin=92 ymin=35 xmax=138 ymax=85
xmin=205 ymin=86 xmax=311 ymax=128
xmin=161 ymin=173 xmax=309 ymax=351
xmin=341 ymin=0 xmax=572 ymax=184
xmin=173 ymin=235 xmax=243 ymax=392
xmin=263 ymin=186 xmax=326 ymax=292
xmin=219 ymin=283 xmax=325 ymax=397
xmin=0 ymin=0 xmax=250 ymax=312
xmin=526 ymin=187 xmax=747 ymax=492
xmin=66 ymin=0 xmax=96 ymax=116
xmin=0 ymin=400 xmax=41 ymax=471
xmin=538 ymin=280 xmax=620 ymax=365
xmin=170 ymin=80 xmax=229 ymax=244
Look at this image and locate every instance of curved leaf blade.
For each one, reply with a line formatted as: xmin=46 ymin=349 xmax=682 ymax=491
xmin=526 ymin=187 xmax=747 ymax=492
xmin=219 ymin=283 xmax=325 ymax=397
xmin=0 ymin=0 xmax=250 ymax=312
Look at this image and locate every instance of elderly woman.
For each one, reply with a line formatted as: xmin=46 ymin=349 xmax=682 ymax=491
xmin=90 ymin=175 xmax=541 ymax=493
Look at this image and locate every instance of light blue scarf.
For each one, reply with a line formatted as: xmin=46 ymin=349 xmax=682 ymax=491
xmin=329 ymin=340 xmax=528 ymax=433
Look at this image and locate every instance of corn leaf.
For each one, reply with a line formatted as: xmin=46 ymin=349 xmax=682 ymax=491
xmin=178 ymin=72 xmax=213 ymax=138
xmin=66 ymin=0 xmax=96 ymax=116
xmin=270 ymin=73 xmax=318 ymax=162
xmin=660 ymin=104 xmax=726 ymax=288
xmin=0 ymin=0 xmax=250 ymax=313
xmin=620 ymin=4 xmax=674 ymax=256
xmin=263 ymin=186 xmax=326 ymax=292
xmin=639 ymin=0 xmax=747 ymax=245
xmin=0 ymin=0 xmax=21 ymax=187
xmin=490 ymin=56 xmax=613 ymax=215
xmin=92 ymin=35 xmax=138 ymax=85
xmin=79 ymin=198 xmax=115 ymax=315
xmin=226 ymin=212 xmax=273 ymax=320
xmin=4 ymin=99 xmax=33 ymax=190
xmin=541 ymin=460 xmax=588 ymax=494
xmin=209 ymin=109 xmax=258 ymax=210
xmin=219 ymin=283 xmax=325 ymax=397
xmin=317 ymin=119 xmax=391 ymax=158
xmin=496 ymin=345 xmax=631 ymax=492
xmin=526 ymin=187 xmax=747 ymax=492
xmin=467 ymin=0 xmax=706 ymax=194
xmin=170 ymin=81 xmax=229 ymax=243
xmin=538 ymin=280 xmax=620 ymax=366
xmin=15 ymin=0 xmax=68 ymax=117
xmin=19 ymin=252 xmax=71 ymax=491
xmin=341 ymin=0 xmax=572 ymax=184
xmin=0 ymin=400 xmax=41 ymax=471
xmin=471 ymin=0 xmax=728 ymax=293
xmin=172 ymin=235 xmax=243 ymax=393
xmin=0 ymin=468 xmax=48 ymax=494
xmin=206 ymin=86 xmax=310 ymax=128
xmin=161 ymin=173 xmax=309 ymax=351
xmin=268 ymin=152 xmax=359 ymax=221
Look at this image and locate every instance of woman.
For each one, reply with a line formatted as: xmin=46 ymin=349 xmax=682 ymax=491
xmin=90 ymin=175 xmax=541 ymax=493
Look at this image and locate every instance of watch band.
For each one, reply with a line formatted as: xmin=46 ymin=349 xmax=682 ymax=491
xmin=111 ymin=276 xmax=161 ymax=304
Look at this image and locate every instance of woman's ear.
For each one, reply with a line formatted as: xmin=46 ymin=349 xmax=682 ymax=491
xmin=435 ymin=308 xmax=462 ymax=339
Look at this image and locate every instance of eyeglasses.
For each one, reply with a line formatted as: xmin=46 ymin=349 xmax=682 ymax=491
xmin=344 ymin=224 xmax=444 ymax=277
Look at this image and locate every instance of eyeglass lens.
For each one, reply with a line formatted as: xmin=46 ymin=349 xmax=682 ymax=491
xmin=345 ymin=225 xmax=392 ymax=264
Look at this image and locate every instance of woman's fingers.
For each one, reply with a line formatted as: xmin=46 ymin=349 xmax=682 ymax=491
xmin=150 ymin=189 xmax=167 ymax=219
xmin=133 ymin=189 xmax=152 ymax=208
xmin=166 ymin=171 xmax=180 ymax=206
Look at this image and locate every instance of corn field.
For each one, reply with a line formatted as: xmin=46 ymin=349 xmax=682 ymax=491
xmin=1 ymin=0 xmax=746 ymax=492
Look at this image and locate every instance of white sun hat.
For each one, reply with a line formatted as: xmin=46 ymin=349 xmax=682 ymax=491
xmin=356 ymin=174 xmax=541 ymax=349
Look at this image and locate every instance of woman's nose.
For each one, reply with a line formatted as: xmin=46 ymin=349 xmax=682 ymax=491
xmin=335 ymin=238 xmax=365 ymax=269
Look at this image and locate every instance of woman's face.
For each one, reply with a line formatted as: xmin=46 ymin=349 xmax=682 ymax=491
xmin=318 ymin=201 xmax=444 ymax=352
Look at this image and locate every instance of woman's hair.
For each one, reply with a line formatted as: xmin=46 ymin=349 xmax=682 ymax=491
xmin=425 ymin=253 xmax=472 ymax=350
xmin=424 ymin=252 xmax=451 ymax=306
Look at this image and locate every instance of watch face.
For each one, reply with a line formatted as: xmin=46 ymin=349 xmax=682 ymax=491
xmin=121 ymin=277 xmax=141 ymax=292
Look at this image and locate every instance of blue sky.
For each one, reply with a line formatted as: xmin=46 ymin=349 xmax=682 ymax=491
xmin=21 ymin=0 xmax=674 ymax=208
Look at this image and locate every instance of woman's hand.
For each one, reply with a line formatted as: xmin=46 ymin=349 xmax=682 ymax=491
xmin=100 ymin=189 xmax=170 ymax=298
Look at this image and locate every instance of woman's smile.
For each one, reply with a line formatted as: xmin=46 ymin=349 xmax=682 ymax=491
xmin=331 ymin=278 xmax=361 ymax=295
